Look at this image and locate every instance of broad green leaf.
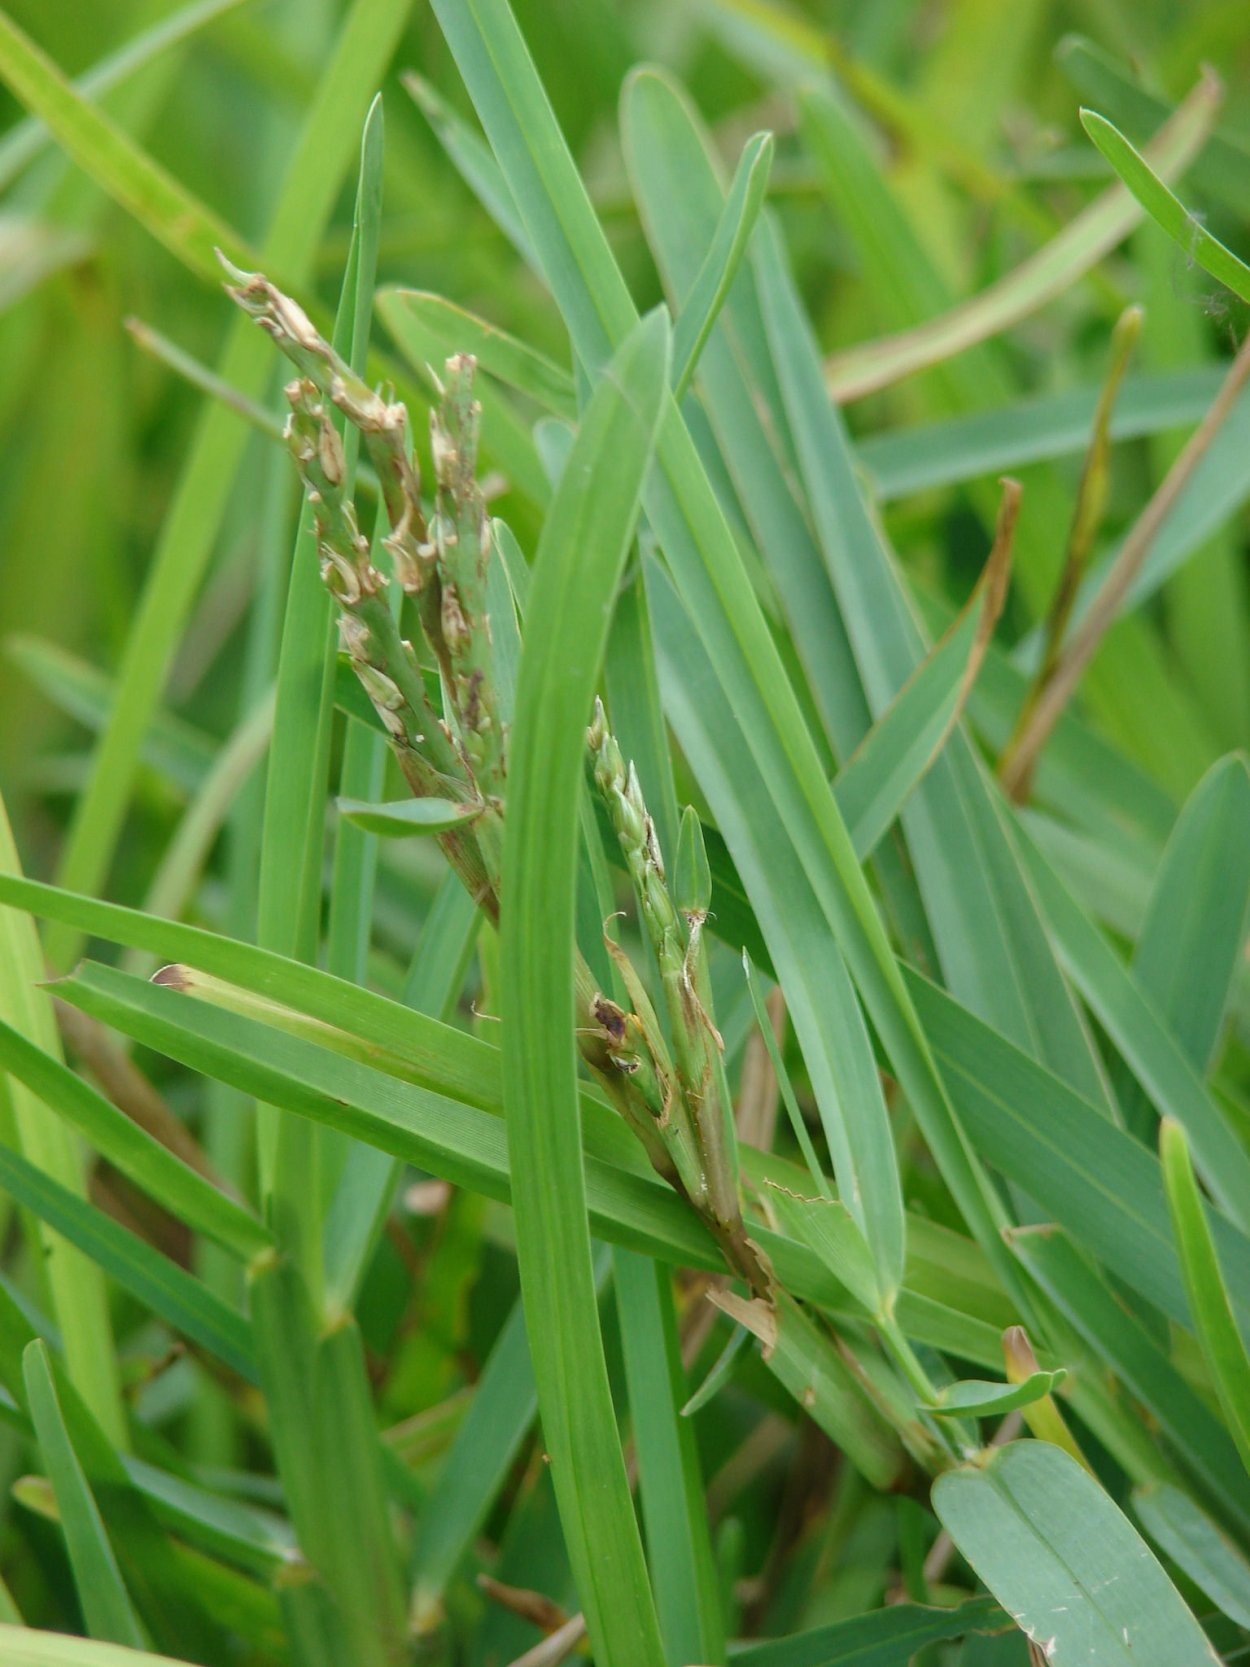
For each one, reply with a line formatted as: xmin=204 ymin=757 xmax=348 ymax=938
xmin=337 ymin=797 xmax=482 ymax=837
xmin=732 ymin=1595 xmax=1006 ymax=1667
xmin=48 ymin=0 xmax=414 ymax=969
xmin=1081 ymin=105 xmax=1250 ymax=306
xmin=1135 ymin=1483 xmax=1250 ymax=1629
xmin=23 ymin=1343 xmax=145 ymax=1649
xmin=930 ymin=1371 xmax=1067 ymax=1421
xmin=671 ymin=127 xmax=773 ymax=397
xmin=822 ymin=81 xmax=1218 ymax=400
xmin=1161 ymin=1119 xmax=1250 ymax=1477
xmin=497 ymin=309 xmax=670 ymax=1665
xmin=934 ymin=1441 xmax=1216 ymax=1666
xmin=0 ymin=1019 xmax=268 ymax=1262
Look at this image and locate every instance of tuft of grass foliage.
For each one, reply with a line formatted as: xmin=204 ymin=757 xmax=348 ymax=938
xmin=0 ymin=1 xmax=1248 ymax=1663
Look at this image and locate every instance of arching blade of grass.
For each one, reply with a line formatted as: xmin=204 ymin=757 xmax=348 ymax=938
xmin=0 ymin=800 xmax=124 ymax=1448
xmin=0 ymin=1637 xmax=197 ymax=1667
xmin=1082 ymin=105 xmax=1250 ymax=306
xmin=1058 ymin=35 xmax=1250 ymax=218
xmin=0 ymin=0 xmax=257 ymax=195
xmin=1161 ymin=1119 xmax=1250 ymax=1478
xmin=1111 ymin=757 xmax=1250 ymax=1141
xmin=45 ymin=0 xmax=413 ymax=970
xmin=22 ymin=1342 xmax=145 ymax=1650
xmin=375 ymin=289 xmax=575 ymax=417
xmin=822 ymin=77 xmax=1218 ymax=401
xmin=935 ymin=1442 xmax=1216 ymax=1665
xmin=671 ymin=129 xmax=773 ymax=398
xmin=0 ymin=10 xmax=258 ymax=286
xmin=497 ymin=308 xmax=670 ymax=1666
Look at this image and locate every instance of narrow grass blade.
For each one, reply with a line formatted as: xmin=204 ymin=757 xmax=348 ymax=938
xmin=0 ymin=1146 xmax=255 ymax=1382
xmin=832 ymin=482 xmax=1015 ymax=860
xmin=1161 ymin=1118 xmax=1250 ymax=1478
xmin=0 ymin=1019 xmax=269 ymax=1261
xmin=823 ymin=79 xmax=1219 ymax=401
xmin=615 ymin=1251 xmax=724 ymax=1665
xmin=0 ymin=801 xmax=124 ymax=1447
xmin=375 ymin=289 xmax=575 ymax=417
xmin=23 ymin=1342 xmax=145 ymax=1649
xmin=1135 ymin=1483 xmax=1250 ymax=1629
xmin=731 ymin=1595 xmax=1005 ymax=1667
xmin=1114 ymin=758 xmax=1250 ymax=1139
xmin=498 ymin=310 xmax=670 ymax=1665
xmin=0 ymin=11 xmax=257 ymax=286
xmin=48 ymin=0 xmax=414 ymax=969
xmin=1012 ymin=1224 xmax=1250 ymax=1532
xmin=256 ymin=95 xmax=385 ymax=1291
xmin=1018 ymin=830 xmax=1250 ymax=1227
xmin=671 ymin=129 xmax=773 ymax=397
xmin=934 ymin=1441 xmax=1215 ymax=1666
xmin=0 ymin=0 xmax=256 ymax=195
xmin=0 ymin=1638 xmax=193 ymax=1667
xmin=1082 ymin=104 xmax=1250 ymax=306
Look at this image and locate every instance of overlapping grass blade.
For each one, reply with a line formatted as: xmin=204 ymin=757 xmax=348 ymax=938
xmin=731 ymin=1595 xmax=1005 ymax=1667
xmin=497 ymin=309 xmax=670 ymax=1665
xmin=1161 ymin=1119 xmax=1250 ymax=1478
xmin=22 ymin=1342 xmax=145 ymax=1649
xmin=1135 ymin=1483 xmax=1250 ymax=1628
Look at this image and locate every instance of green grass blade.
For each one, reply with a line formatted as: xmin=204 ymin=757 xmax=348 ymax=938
xmin=1114 ymin=757 xmax=1250 ymax=1138
xmin=47 ymin=0 xmax=413 ymax=970
xmin=823 ymin=81 xmax=1218 ymax=401
xmin=1018 ymin=830 xmax=1250 ymax=1227
xmin=256 ymin=94 xmax=385 ymax=1290
xmin=1135 ymin=1483 xmax=1250 ymax=1629
xmin=375 ymin=288 xmax=575 ymax=417
xmin=338 ymin=798 xmax=482 ymax=837
xmin=23 ymin=1342 xmax=145 ymax=1649
xmin=731 ymin=1595 xmax=1005 ymax=1667
xmin=1082 ymin=103 xmax=1250 ymax=306
xmin=934 ymin=1442 xmax=1215 ymax=1666
xmin=671 ymin=127 xmax=773 ymax=398
xmin=1161 ymin=1118 xmax=1250 ymax=1478
xmin=0 ymin=10 xmax=257 ymax=284
xmin=614 ymin=1250 xmax=724 ymax=1664
xmin=0 ymin=800 xmax=124 ymax=1447
xmin=497 ymin=309 xmax=670 ymax=1665
xmin=1010 ymin=1225 xmax=1250 ymax=1531
xmin=0 ymin=1019 xmax=269 ymax=1261
xmin=0 ymin=1637 xmax=194 ymax=1667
